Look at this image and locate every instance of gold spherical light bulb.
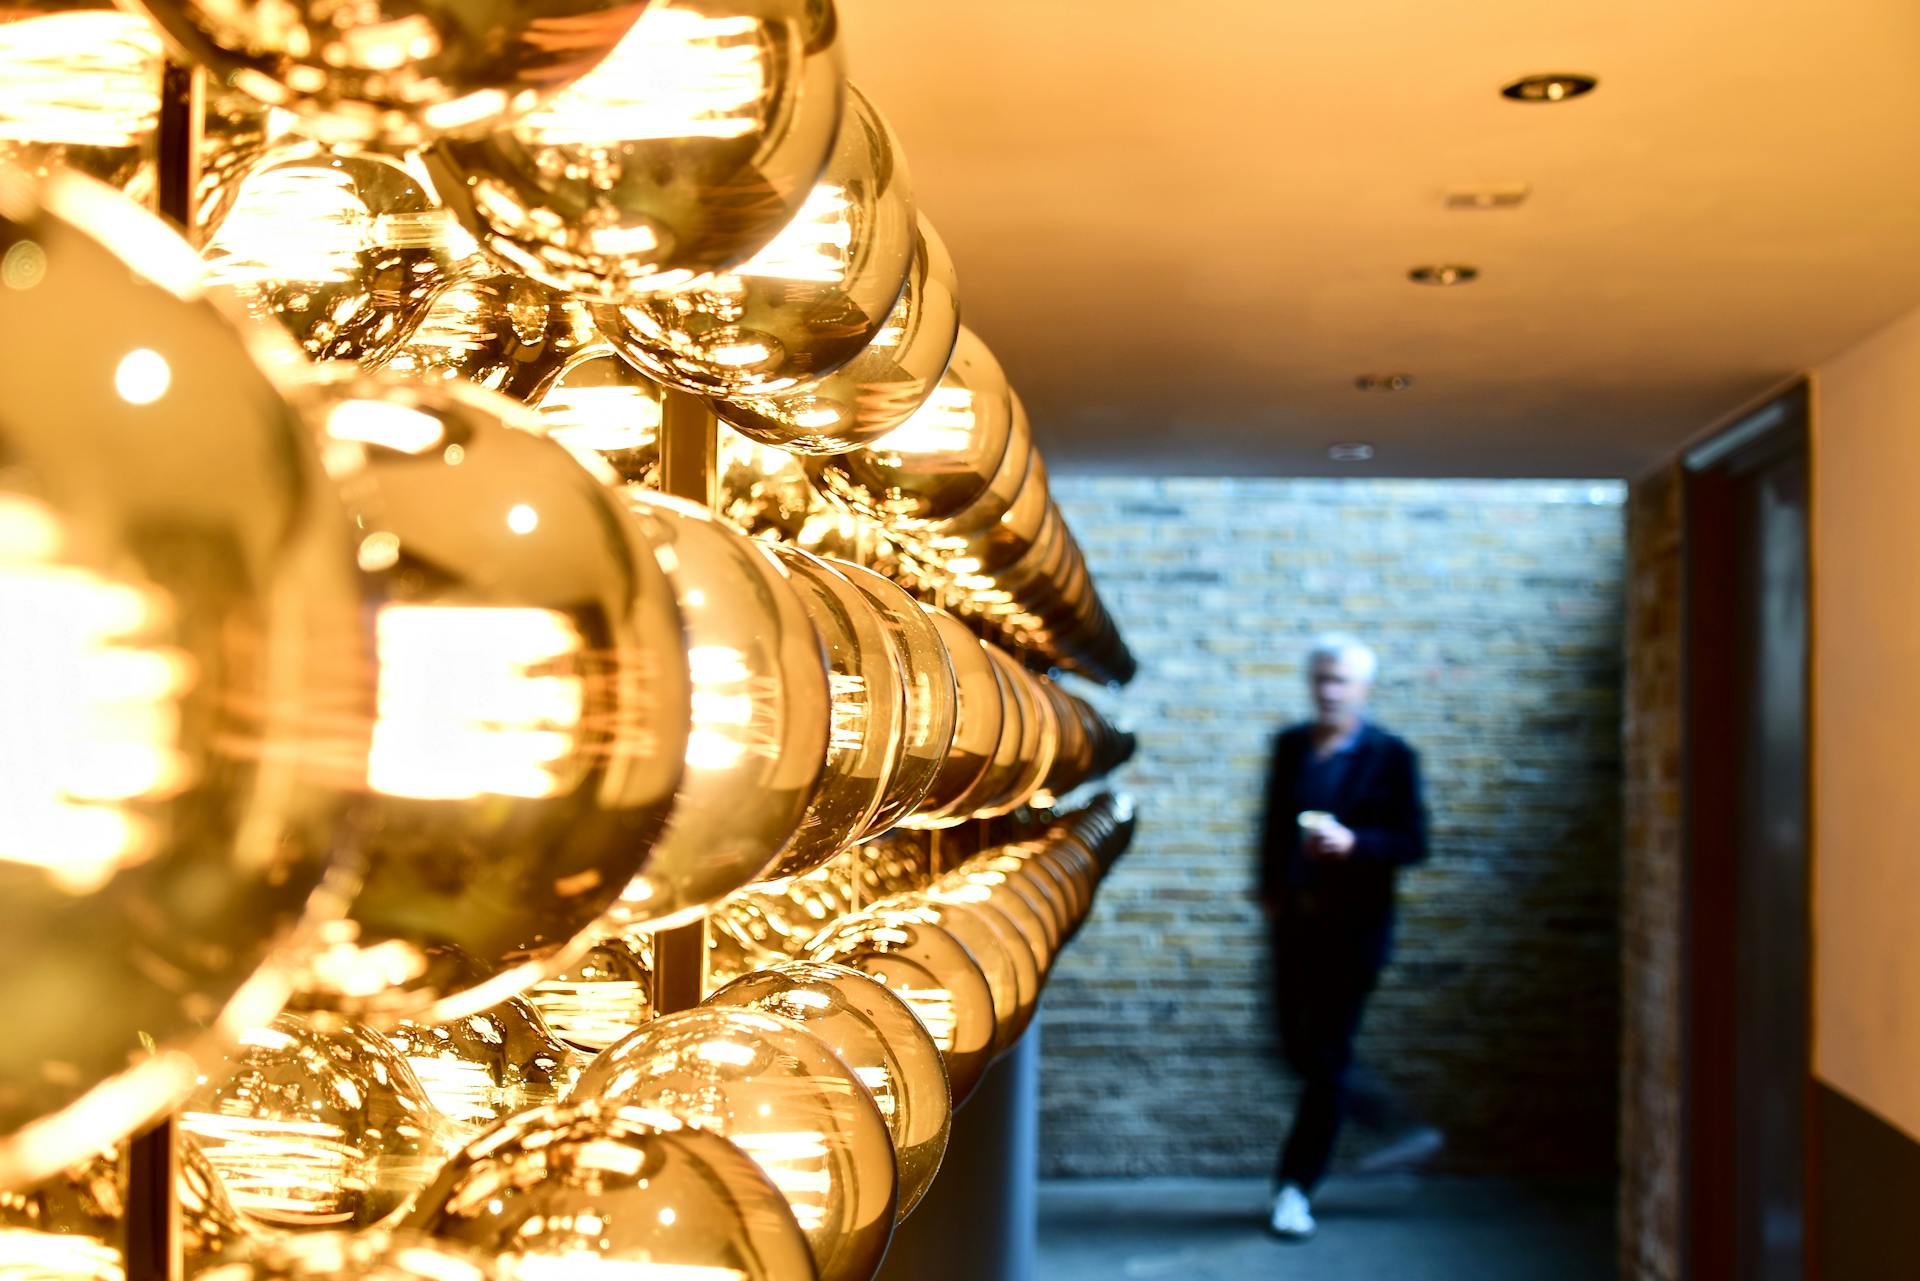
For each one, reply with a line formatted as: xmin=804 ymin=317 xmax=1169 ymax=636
xmin=181 ymin=1014 xmax=459 ymax=1232
xmin=852 ymin=831 xmax=932 ymax=903
xmin=383 ymin=1000 xmax=588 ymax=1138
xmin=596 ymin=493 xmax=832 ymax=932
xmin=809 ymin=326 xmax=1015 ymax=525
xmin=0 ymin=2 xmax=161 ymax=192
xmin=575 ymin=1007 xmax=896 ymax=1281
xmin=719 ymin=217 xmax=960 ymax=455
xmin=901 ymin=610 xmax=1002 ymax=828
xmin=407 ymin=1105 xmax=812 ymax=1281
xmin=380 ymin=273 xmax=592 ymax=396
xmin=979 ymin=662 xmax=1059 ymax=820
xmin=908 ymin=391 xmax=1034 ymax=545
xmin=287 ymin=369 xmax=691 ymax=1025
xmin=716 ymin=422 xmax=824 ymax=540
xmin=943 ymin=647 xmax=1027 ymax=820
xmin=0 ymin=1132 xmax=248 ymax=1268
xmin=201 ymin=146 xmax=486 ymax=365
xmin=196 ymin=1229 xmax=502 ymax=1281
xmin=526 ymin=933 xmax=654 ymax=1054
xmin=714 ymin=851 xmax=860 ymax=964
xmin=706 ymin=961 xmax=951 ymax=1222
xmin=0 ymin=172 xmax=373 ymax=1188
xmin=804 ymin=912 xmax=995 ymax=1107
xmin=122 ymin=0 xmax=651 ymax=146
xmin=937 ymin=868 xmax=1057 ymax=976
xmin=922 ymin=887 xmax=1042 ymax=1041
xmin=878 ymin=897 xmax=1034 ymax=1060
xmin=425 ymin=0 xmax=844 ymax=299
xmin=752 ymin=545 xmax=905 ymax=881
xmin=827 ymin=561 xmax=957 ymax=833
xmin=977 ymin=850 xmax=1074 ymax=943
xmin=596 ymin=83 xmax=913 ymax=398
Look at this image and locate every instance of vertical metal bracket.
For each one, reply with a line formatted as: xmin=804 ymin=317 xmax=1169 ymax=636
xmin=155 ymin=61 xmax=204 ymax=239
xmin=125 ymin=1117 xmax=180 ymax=1281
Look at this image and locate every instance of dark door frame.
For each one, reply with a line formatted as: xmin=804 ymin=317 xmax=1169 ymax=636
xmin=1679 ymin=379 xmax=1815 ymax=1281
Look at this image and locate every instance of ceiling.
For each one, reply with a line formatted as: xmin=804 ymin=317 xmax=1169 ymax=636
xmin=837 ymin=0 xmax=1920 ymax=477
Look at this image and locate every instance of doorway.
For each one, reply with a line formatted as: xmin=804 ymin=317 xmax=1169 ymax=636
xmin=1681 ymin=383 xmax=1812 ymax=1281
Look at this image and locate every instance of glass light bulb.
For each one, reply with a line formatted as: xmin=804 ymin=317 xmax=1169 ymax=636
xmin=720 ymin=219 xmax=959 ymax=455
xmin=871 ymin=897 xmax=1032 ymax=1061
xmin=385 ymin=999 xmax=588 ymax=1137
xmin=182 ymin=1015 xmax=460 ymax=1232
xmin=597 ymin=84 xmax=913 ymax=398
xmin=424 ymin=0 xmax=843 ymax=299
xmin=407 ymin=1105 xmax=813 ymax=1281
xmin=288 ymin=370 xmax=692 ymax=1025
xmin=527 ymin=934 xmax=655 ymax=1054
xmin=0 ymin=1133 xmax=248 ymax=1269
xmin=901 ymin=614 xmax=1006 ymax=828
xmin=706 ymin=961 xmax=950 ymax=1222
xmin=123 ymin=0 xmax=651 ymax=146
xmin=573 ymin=1007 xmax=896 ymax=1281
xmin=0 ymin=170 xmax=372 ymax=1189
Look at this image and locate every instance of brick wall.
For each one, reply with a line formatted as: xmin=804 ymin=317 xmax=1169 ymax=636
xmin=1040 ymin=477 xmax=1626 ymax=1178
xmin=1619 ymin=467 xmax=1683 ymax=1279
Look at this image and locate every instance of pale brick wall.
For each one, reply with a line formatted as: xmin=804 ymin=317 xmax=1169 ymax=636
xmin=1040 ymin=477 xmax=1626 ymax=1177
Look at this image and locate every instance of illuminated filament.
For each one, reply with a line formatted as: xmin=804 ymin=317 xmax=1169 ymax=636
xmin=0 ymin=494 xmax=190 ymax=893
xmin=520 ymin=9 xmax=768 ymax=144
xmin=203 ymin=165 xmax=373 ymax=287
xmin=684 ymin=645 xmax=779 ymax=772
xmin=369 ymin=606 xmax=585 ymax=800
xmin=727 ymin=1129 xmax=835 ymax=1232
xmin=888 ymin=985 xmax=957 ymax=1052
xmin=526 ymin=979 xmax=648 ymax=1051
xmin=730 ymin=185 xmax=855 ymax=286
xmin=873 ymin=385 xmax=977 ymax=459
xmin=0 ymin=11 xmax=159 ymax=148
xmin=826 ymin=672 xmax=869 ymax=755
xmin=179 ymin=1112 xmax=363 ymax=1227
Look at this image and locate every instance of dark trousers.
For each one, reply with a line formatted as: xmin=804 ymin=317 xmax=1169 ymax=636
xmin=1273 ymin=909 xmax=1397 ymax=1192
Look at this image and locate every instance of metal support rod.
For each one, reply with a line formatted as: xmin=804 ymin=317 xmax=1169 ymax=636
xmin=155 ymin=61 xmax=204 ymax=237
xmin=124 ymin=1116 xmax=180 ymax=1281
xmin=651 ymin=389 xmax=719 ymax=1013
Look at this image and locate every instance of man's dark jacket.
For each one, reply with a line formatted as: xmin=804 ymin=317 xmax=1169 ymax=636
xmin=1257 ymin=722 xmax=1429 ymax=948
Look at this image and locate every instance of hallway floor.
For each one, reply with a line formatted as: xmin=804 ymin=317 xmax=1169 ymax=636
xmin=1038 ymin=1176 xmax=1613 ymax=1281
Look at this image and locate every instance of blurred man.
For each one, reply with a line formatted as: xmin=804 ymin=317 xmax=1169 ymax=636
xmin=1257 ymin=634 xmax=1437 ymax=1240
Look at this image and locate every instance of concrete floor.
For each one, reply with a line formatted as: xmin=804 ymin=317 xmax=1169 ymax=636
xmin=1038 ymin=1176 xmax=1614 ymax=1281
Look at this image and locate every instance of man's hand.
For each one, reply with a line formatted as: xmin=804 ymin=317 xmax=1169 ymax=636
xmin=1305 ymin=817 xmax=1356 ymax=861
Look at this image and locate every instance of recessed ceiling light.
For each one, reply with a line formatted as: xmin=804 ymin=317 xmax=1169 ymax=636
xmin=1328 ymin=442 xmax=1376 ymax=463
xmin=1501 ymin=73 xmax=1598 ymax=102
xmin=1409 ymin=264 xmax=1479 ymax=286
xmin=1354 ymin=373 xmax=1414 ymax=393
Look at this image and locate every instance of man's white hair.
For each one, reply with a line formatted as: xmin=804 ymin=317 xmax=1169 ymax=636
xmin=1308 ymin=633 xmax=1379 ymax=683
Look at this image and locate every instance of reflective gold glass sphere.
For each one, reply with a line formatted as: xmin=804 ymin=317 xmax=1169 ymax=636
xmin=902 ymin=610 xmax=1002 ymax=828
xmin=596 ymin=494 xmax=831 ymax=932
xmin=0 ymin=172 xmax=371 ymax=1188
xmin=922 ymin=889 xmax=1040 ymax=1043
xmin=943 ymin=645 xmax=1026 ymax=820
xmin=753 ymin=545 xmax=904 ymax=881
xmin=805 ymin=912 xmax=994 ymax=1107
xmin=425 ymin=0 xmax=844 ymax=299
xmin=0 ymin=1134 xmax=248 ymax=1268
xmin=384 ymin=1000 xmax=587 ymax=1138
xmin=829 ymin=561 xmax=956 ymax=832
xmin=123 ymin=0 xmax=651 ymax=146
xmin=575 ymin=1007 xmax=895 ymax=1281
xmin=809 ymin=326 xmax=1015 ymax=524
xmin=706 ymin=961 xmax=950 ymax=1221
xmin=407 ymin=1105 xmax=812 ymax=1281
xmin=721 ymin=218 xmax=959 ymax=454
xmin=933 ymin=872 xmax=1055 ymax=978
xmin=596 ymin=83 xmax=912 ymax=398
xmin=717 ymin=423 xmax=822 ymax=540
xmin=978 ymin=660 xmax=1058 ymax=820
xmin=379 ymin=273 xmax=591 ymax=397
xmin=196 ymin=1229 xmax=501 ymax=1281
xmin=202 ymin=146 xmax=485 ymax=365
xmin=712 ymin=852 xmax=859 ymax=966
xmin=975 ymin=850 xmax=1072 ymax=944
xmin=526 ymin=933 xmax=653 ymax=1053
xmin=0 ymin=3 xmax=160 ymax=192
xmin=906 ymin=391 xmax=1033 ymax=545
xmin=288 ymin=370 xmax=691 ymax=1025
xmin=881 ymin=897 xmax=1032 ymax=1059
xmin=182 ymin=1015 xmax=457 ymax=1232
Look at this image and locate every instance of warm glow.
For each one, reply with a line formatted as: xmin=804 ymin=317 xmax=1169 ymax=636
xmin=871 ymin=385 xmax=976 ymax=457
xmin=180 ymin=1110 xmax=363 ymax=1227
xmin=528 ymin=977 xmax=648 ymax=1050
xmin=0 ymin=11 xmax=159 ymax=148
xmin=683 ymin=645 xmax=774 ymax=772
xmin=0 ymin=495 xmax=191 ymax=893
xmin=327 ymin=399 xmax=448 ymax=455
xmin=729 ymin=185 xmax=855 ymax=286
xmin=113 ymin=348 xmax=170 ymax=405
xmin=203 ymin=164 xmax=370 ymax=287
xmin=517 ymin=8 xmax=768 ymax=144
xmin=512 ymin=1255 xmax=749 ymax=1281
xmin=369 ymin=605 xmax=585 ymax=800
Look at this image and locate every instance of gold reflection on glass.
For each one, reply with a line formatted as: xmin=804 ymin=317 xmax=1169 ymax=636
xmin=195 ymin=1228 xmax=502 ymax=1281
xmin=291 ymin=370 xmax=691 ymax=1025
xmin=202 ymin=146 xmax=484 ymax=364
xmin=385 ymin=999 xmax=587 ymax=1138
xmin=596 ymin=495 xmax=829 ymax=932
xmin=933 ymin=870 xmax=1056 ymax=979
xmin=922 ymin=889 xmax=1041 ymax=1044
xmin=527 ymin=934 xmax=654 ymax=1054
xmin=809 ymin=326 xmax=1012 ymax=524
xmin=123 ymin=0 xmax=651 ymax=146
xmin=0 ymin=1133 xmax=247 ymax=1269
xmin=900 ymin=611 xmax=1001 ymax=828
xmin=827 ymin=562 xmax=956 ymax=832
xmin=752 ymin=546 xmax=904 ymax=882
xmin=424 ymin=0 xmax=843 ymax=300
xmin=804 ymin=912 xmax=994 ymax=1108
xmin=706 ymin=961 xmax=949 ymax=1222
xmin=0 ymin=3 xmax=158 ymax=191
xmin=720 ymin=219 xmax=958 ymax=455
xmin=0 ymin=172 xmax=372 ymax=1189
xmin=597 ymin=84 xmax=912 ymax=399
xmin=875 ymin=898 xmax=1030 ymax=1061
xmin=573 ymin=1007 xmax=895 ymax=1281
xmin=182 ymin=1015 xmax=458 ymax=1232
xmin=407 ymin=1104 xmax=813 ymax=1281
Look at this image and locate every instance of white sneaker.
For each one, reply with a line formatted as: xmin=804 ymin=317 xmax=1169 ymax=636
xmin=1268 ymin=1184 xmax=1315 ymax=1240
